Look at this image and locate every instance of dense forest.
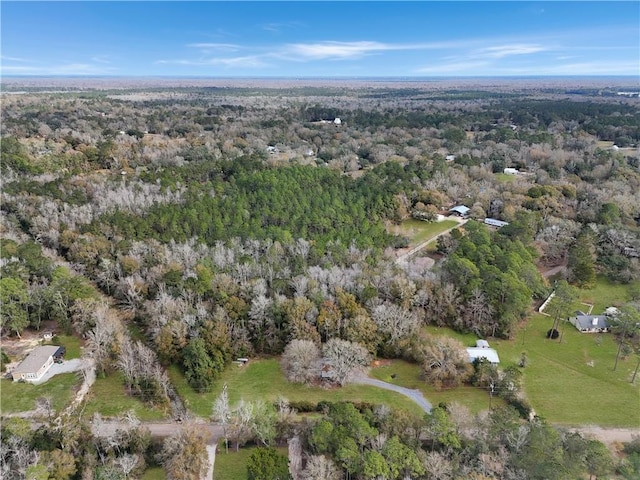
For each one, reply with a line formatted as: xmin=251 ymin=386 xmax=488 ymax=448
xmin=1 ymin=79 xmax=639 ymax=480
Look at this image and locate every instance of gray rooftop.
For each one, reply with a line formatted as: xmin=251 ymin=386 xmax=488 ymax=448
xmin=12 ymin=346 xmax=60 ymax=374
xmin=573 ymin=315 xmax=609 ymax=330
xmin=450 ymin=205 xmax=470 ymax=215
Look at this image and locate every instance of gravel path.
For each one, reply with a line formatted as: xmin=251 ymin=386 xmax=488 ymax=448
xmin=92 ymin=420 xmax=224 ymax=440
xmin=205 ymin=444 xmax=216 ymax=480
xmin=353 ymin=375 xmax=432 ymax=413
xmin=571 ymin=426 xmax=640 ymax=446
xmin=396 ymin=218 xmax=467 ymax=265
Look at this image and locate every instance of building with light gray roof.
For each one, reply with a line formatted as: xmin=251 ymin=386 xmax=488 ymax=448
xmin=11 ymin=346 xmax=60 ymax=382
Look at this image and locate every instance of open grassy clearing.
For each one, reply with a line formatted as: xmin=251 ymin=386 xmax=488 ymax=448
xmin=572 ymin=276 xmax=638 ymax=314
xmin=542 ymin=296 xmax=593 ymax=316
xmin=44 ymin=335 xmax=82 ymax=359
xmin=83 ymin=373 xmax=167 ymax=421
xmin=140 ymin=467 xmax=166 ymax=480
xmin=423 ymin=315 xmax=639 ymax=426
xmin=0 ymin=373 xmax=79 ymax=414
xmin=214 ymin=443 xmax=288 ymax=480
xmin=389 ymin=219 xmax=460 ymax=247
xmin=168 ymin=359 xmax=424 ymax=418
xmin=505 ymin=313 xmax=639 ymax=427
xmin=370 ymin=359 xmax=504 ymax=414
xmin=494 ymin=173 xmax=517 ymax=183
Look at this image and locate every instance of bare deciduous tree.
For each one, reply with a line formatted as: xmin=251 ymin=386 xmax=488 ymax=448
xmin=156 ymin=424 xmax=208 ymax=480
xmin=281 ymin=339 xmax=321 ymax=384
xmin=322 ymin=338 xmax=371 ymax=386
xmin=419 ymin=335 xmax=472 ymax=390
xmin=300 ymin=454 xmax=342 ymax=480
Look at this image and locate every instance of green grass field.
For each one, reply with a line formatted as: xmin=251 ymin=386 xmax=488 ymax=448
xmin=503 ymin=313 xmax=639 ymax=427
xmin=0 ymin=373 xmax=79 ymax=414
xmin=44 ymin=335 xmax=82 ymax=359
xmin=369 ymin=359 xmax=504 ymax=414
xmin=423 ymin=312 xmax=639 ymax=427
xmin=82 ymin=373 xmax=168 ymax=421
xmin=391 ymin=219 xmax=460 ymax=247
xmin=168 ymin=359 xmax=425 ymax=418
xmin=214 ymin=443 xmax=288 ymax=480
xmin=141 ymin=467 xmax=166 ymax=480
xmin=573 ymin=276 xmax=638 ymax=314
xmin=494 ymin=173 xmax=517 ymax=183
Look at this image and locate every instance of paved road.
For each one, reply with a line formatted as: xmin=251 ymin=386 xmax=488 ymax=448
xmin=353 ymin=375 xmax=432 ymax=413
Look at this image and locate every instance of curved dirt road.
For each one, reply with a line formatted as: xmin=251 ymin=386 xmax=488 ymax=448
xmin=353 ymin=375 xmax=432 ymax=413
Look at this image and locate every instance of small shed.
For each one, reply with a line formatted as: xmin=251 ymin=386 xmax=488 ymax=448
xmin=11 ymin=346 xmax=60 ymax=382
xmin=476 ymin=339 xmax=490 ymax=349
xmin=333 ymin=118 xmax=342 ymax=125
xmin=467 ymin=347 xmax=500 ymax=364
xmin=604 ymin=307 xmax=620 ymax=317
xmin=504 ymin=167 xmax=519 ymax=175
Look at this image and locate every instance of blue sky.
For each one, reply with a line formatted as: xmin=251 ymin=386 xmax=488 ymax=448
xmin=2 ymin=1 xmax=639 ymax=77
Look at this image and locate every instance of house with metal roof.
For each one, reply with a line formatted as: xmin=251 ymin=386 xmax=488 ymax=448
xmin=467 ymin=347 xmax=500 ymax=364
xmin=569 ymin=313 xmax=610 ymax=333
xmin=484 ymin=218 xmax=509 ymax=228
xmin=449 ymin=205 xmax=470 ymax=217
xmin=11 ymin=346 xmax=60 ymax=382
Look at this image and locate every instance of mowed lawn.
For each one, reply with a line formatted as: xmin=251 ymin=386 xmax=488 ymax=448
xmin=389 ymin=219 xmax=460 ymax=247
xmin=140 ymin=467 xmax=166 ymax=480
xmin=572 ymin=276 xmax=638 ymax=314
xmin=503 ymin=313 xmax=639 ymax=427
xmin=214 ymin=444 xmax=288 ymax=480
xmin=168 ymin=359 xmax=425 ymax=418
xmin=423 ymin=310 xmax=639 ymax=427
xmin=369 ymin=359 xmax=504 ymax=414
xmin=83 ymin=373 xmax=167 ymax=421
xmin=45 ymin=335 xmax=82 ymax=359
xmin=0 ymin=373 xmax=79 ymax=414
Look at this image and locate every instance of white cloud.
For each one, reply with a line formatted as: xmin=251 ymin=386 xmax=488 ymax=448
xmin=1 ymin=65 xmax=37 ymax=72
xmin=91 ymin=56 xmax=112 ymax=64
xmin=262 ymin=22 xmax=303 ymax=33
xmin=156 ymin=55 xmax=269 ymax=69
xmin=281 ymin=41 xmax=438 ymax=61
xmin=479 ymin=44 xmax=548 ymax=59
xmin=187 ymin=43 xmax=241 ymax=52
xmin=1 ymin=55 xmax=29 ymax=62
xmin=1 ymin=62 xmax=117 ymax=75
xmin=284 ymin=41 xmax=394 ymax=60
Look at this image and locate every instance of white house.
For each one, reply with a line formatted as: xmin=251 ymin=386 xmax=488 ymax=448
xmin=333 ymin=118 xmax=342 ymax=125
xmin=503 ymin=168 xmax=519 ymax=175
xmin=11 ymin=346 xmax=60 ymax=382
